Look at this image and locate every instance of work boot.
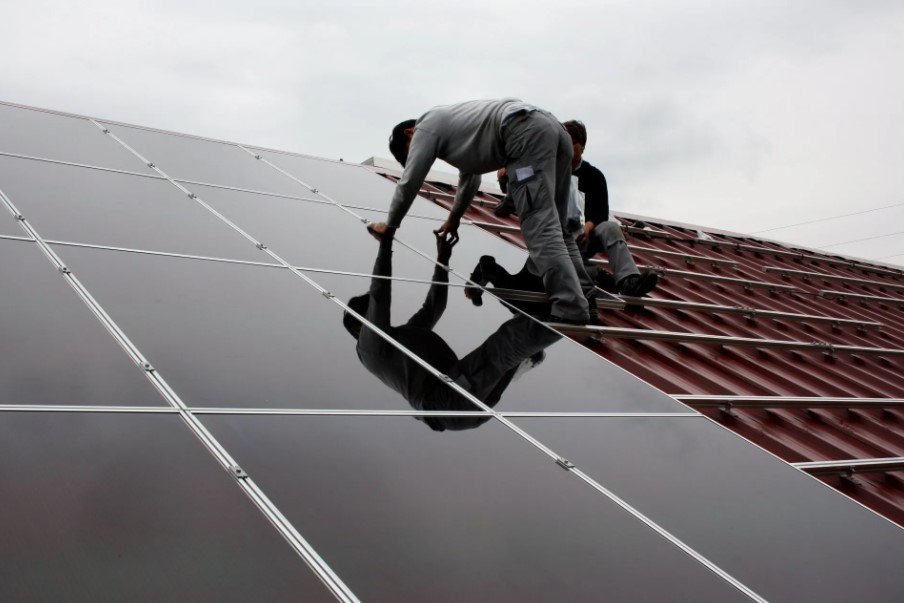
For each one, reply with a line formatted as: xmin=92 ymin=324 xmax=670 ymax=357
xmin=594 ymin=269 xmax=617 ymax=291
xmin=617 ymin=271 xmax=659 ymax=297
xmin=464 ymin=256 xmax=494 ymax=306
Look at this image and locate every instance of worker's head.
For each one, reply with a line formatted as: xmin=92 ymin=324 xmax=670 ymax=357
xmin=343 ymin=294 xmax=371 ymax=340
xmin=389 ymin=119 xmax=417 ymax=167
xmin=563 ymin=120 xmax=587 ymax=170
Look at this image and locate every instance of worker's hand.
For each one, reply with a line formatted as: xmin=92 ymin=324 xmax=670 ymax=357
xmin=435 ymin=231 xmax=457 ymax=263
xmin=367 ymin=221 xmax=396 ymax=241
xmin=576 ymin=220 xmax=595 ymax=245
xmin=433 ymin=213 xmax=461 ymax=245
xmin=496 ymin=167 xmax=507 ymax=180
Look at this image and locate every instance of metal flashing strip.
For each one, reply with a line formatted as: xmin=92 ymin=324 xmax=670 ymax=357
xmin=0 ymin=405 xmax=179 ymax=413
xmin=618 ymin=296 xmax=883 ymax=329
xmin=548 ymin=323 xmax=904 ymax=356
xmin=0 ymin=149 xmax=166 ymax=180
xmin=628 ymin=244 xmax=740 ymax=267
xmin=820 ymin=290 xmax=904 ymax=306
xmin=189 ymin=408 xmax=698 ymax=417
xmin=794 ymin=457 xmax=904 ymax=476
xmin=497 ymin=412 xmax=700 ymax=418
xmin=764 ymin=266 xmax=904 ymax=291
xmin=191 ymin=408 xmax=494 ymax=417
xmin=590 ymin=258 xmax=800 ymax=292
xmin=489 ymin=286 xmax=625 ymax=310
xmin=676 ymin=395 xmax=904 ymax=409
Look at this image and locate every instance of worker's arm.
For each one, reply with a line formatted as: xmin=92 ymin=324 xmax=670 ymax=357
xmin=385 ymin=129 xmax=440 ymax=228
xmin=365 ymin=234 xmax=395 ymax=330
xmin=406 ymin=235 xmax=455 ymax=330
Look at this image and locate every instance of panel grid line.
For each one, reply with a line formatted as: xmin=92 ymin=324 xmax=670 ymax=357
xmin=2 ymin=148 xmax=358 ymax=603
xmin=90 ymin=116 xmax=766 ymax=602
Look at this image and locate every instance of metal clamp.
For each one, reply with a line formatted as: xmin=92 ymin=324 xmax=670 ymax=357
xmin=439 ymin=374 xmax=454 ymax=383
xmin=143 ymin=362 xmax=155 ymax=373
xmin=256 ymin=242 xmax=267 ymax=250
xmin=254 ymin=154 xmax=262 ymax=160
xmin=14 ymin=213 xmax=25 ymax=221
xmin=188 ymin=192 xmax=197 ymax=199
xmin=555 ymin=457 xmax=575 ymax=471
xmin=230 ymin=464 xmax=249 ymax=480
xmin=147 ymin=162 xmax=155 ymax=168
xmin=59 ymin=266 xmax=71 ymax=275
xmin=322 ymin=291 xmax=335 ymax=299
xmin=311 ymin=188 xmax=318 ymax=194
xmin=719 ymin=402 xmax=739 ymax=418
xmin=102 ymin=128 xmax=110 ymax=134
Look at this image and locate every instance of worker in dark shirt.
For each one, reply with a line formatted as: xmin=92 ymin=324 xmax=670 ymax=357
xmin=563 ymin=120 xmax=658 ymax=297
xmin=345 ymin=230 xmax=561 ymax=431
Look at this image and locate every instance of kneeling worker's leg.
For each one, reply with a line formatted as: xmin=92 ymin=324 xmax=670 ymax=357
xmin=505 ymin=114 xmax=589 ymax=321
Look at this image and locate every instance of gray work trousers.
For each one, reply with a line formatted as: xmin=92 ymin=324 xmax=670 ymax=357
xmin=585 ymin=221 xmax=641 ymax=283
xmin=502 ymin=111 xmax=594 ymax=321
xmin=446 ymin=314 xmax=563 ymax=405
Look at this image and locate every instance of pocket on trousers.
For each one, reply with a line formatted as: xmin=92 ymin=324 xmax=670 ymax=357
xmin=510 ymin=173 xmax=547 ymax=215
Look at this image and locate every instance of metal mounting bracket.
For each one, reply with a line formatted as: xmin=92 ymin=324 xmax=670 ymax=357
xmin=230 ymin=464 xmax=249 ymax=480
xmin=556 ymin=457 xmax=575 ymax=471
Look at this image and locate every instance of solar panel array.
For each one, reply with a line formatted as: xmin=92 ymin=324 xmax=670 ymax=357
xmin=2 ymin=101 xmax=904 ymax=602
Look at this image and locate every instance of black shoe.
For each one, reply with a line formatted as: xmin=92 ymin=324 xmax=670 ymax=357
xmin=493 ymin=197 xmax=517 ymax=218
xmin=617 ymin=271 xmax=658 ymax=297
xmin=465 ymin=256 xmax=493 ymax=306
xmin=594 ymin=270 xmax=617 ymax=291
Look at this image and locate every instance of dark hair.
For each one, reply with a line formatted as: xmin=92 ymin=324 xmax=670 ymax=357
xmin=563 ymin=120 xmax=587 ymax=146
xmin=343 ymin=294 xmax=371 ymax=340
xmin=389 ymin=119 xmax=417 ymax=166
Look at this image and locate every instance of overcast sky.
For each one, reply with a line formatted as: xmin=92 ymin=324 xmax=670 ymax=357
xmin=2 ymin=0 xmax=903 ymax=266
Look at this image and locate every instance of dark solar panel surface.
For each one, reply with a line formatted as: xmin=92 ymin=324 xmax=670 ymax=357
xmin=3 ymin=100 xmax=904 ymax=602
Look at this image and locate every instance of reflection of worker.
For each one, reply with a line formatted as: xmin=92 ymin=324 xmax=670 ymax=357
xmin=367 ymin=99 xmax=596 ymax=324
xmin=344 ymin=231 xmax=561 ymax=431
xmin=563 ymin=120 xmax=658 ymax=297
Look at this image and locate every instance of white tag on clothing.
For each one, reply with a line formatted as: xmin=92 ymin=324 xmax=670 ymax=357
xmin=514 ymin=166 xmax=534 ymax=182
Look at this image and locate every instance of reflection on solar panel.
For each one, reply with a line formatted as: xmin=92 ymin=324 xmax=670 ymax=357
xmin=2 ymin=100 xmax=904 ymax=602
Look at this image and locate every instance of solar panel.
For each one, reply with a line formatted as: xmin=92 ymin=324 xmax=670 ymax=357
xmin=0 ymin=104 xmax=154 ymax=174
xmin=201 ymin=414 xmax=755 ymax=603
xmin=516 ymin=416 xmax=904 ymax=602
xmin=3 ymin=100 xmax=904 ymax=602
xmin=0 ymin=154 xmax=264 ymax=261
xmin=0 ymin=238 xmax=165 ymax=407
xmin=101 ymin=122 xmax=313 ymax=197
xmin=0 ymin=411 xmax=338 ymax=602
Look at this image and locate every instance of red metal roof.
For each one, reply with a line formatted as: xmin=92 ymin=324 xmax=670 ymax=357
xmin=399 ymin=175 xmax=904 ymax=527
